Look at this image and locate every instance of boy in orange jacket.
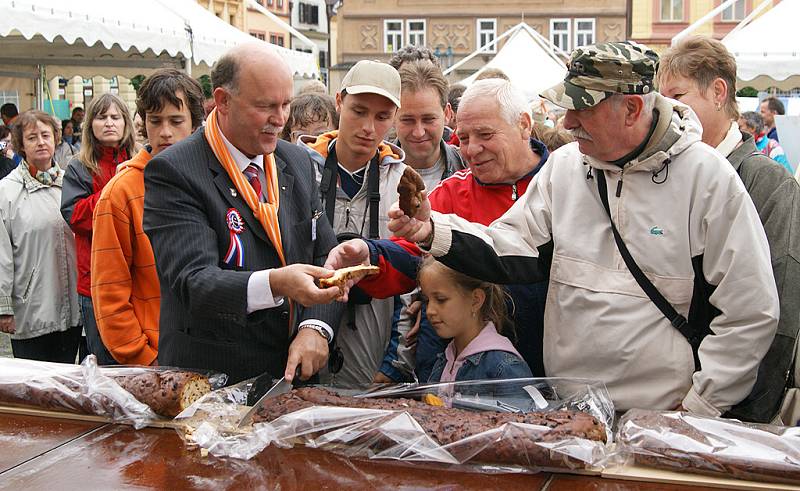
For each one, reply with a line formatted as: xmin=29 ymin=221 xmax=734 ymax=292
xmin=91 ymin=69 xmax=205 ymax=365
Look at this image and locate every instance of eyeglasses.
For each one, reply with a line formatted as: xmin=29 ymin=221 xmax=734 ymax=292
xmin=290 ymin=127 xmax=330 ymax=142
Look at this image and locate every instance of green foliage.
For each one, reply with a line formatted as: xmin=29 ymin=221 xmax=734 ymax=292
xmin=130 ymin=75 xmax=146 ymax=93
xmin=736 ymin=86 xmax=758 ymax=97
xmin=198 ymin=75 xmax=213 ymax=99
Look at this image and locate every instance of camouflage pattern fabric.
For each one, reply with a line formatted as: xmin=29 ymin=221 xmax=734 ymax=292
xmin=541 ymin=41 xmax=659 ymax=110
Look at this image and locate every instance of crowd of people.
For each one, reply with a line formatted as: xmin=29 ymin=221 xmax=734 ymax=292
xmin=0 ymin=35 xmax=797 ymax=424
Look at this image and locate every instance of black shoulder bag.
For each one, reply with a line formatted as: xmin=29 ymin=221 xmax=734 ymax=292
xmin=596 ymin=170 xmax=704 ymax=370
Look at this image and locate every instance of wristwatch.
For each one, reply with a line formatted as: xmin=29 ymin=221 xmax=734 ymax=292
xmin=299 ymin=324 xmax=332 ymax=343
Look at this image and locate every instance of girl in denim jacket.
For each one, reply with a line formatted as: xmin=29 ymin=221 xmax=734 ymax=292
xmin=419 ymin=257 xmax=533 ymax=383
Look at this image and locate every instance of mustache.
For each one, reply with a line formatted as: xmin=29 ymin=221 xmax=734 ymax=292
xmin=260 ymin=125 xmax=283 ymax=134
xmin=567 ymin=127 xmax=593 ymax=141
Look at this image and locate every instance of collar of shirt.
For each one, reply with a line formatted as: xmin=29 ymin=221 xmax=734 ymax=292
xmin=716 ymin=121 xmax=742 ymax=159
xmin=218 ymin=124 xmax=265 ymax=173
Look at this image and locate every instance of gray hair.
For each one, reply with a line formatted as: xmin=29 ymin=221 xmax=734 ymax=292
xmin=740 ymin=111 xmax=764 ymax=134
xmin=459 ymin=79 xmax=530 ymax=126
xmin=211 ymin=53 xmax=240 ymax=94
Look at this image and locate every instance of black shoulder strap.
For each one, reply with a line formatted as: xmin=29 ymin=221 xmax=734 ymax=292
xmin=596 ymin=170 xmax=703 ymax=370
xmin=321 ymin=143 xmax=381 ymax=240
xmin=367 ymin=154 xmax=380 ymax=240
xmin=320 ymin=143 xmax=338 ymax=226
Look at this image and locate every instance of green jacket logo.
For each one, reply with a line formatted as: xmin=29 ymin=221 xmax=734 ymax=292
xmin=650 ymin=226 xmax=664 ymax=236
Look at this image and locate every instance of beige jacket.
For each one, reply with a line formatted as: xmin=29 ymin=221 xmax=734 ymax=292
xmin=0 ymin=164 xmax=81 ymax=339
xmin=427 ymin=95 xmax=779 ymax=416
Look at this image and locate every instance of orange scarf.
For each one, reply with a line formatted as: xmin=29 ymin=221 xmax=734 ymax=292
xmin=204 ymin=108 xmax=286 ymax=266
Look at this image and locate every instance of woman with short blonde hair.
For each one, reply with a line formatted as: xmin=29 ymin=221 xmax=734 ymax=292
xmin=659 ymin=35 xmax=800 ymax=424
xmin=1 ymin=110 xmax=81 ymax=361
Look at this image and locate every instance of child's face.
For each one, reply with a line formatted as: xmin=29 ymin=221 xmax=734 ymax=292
xmin=419 ymin=267 xmax=480 ymax=339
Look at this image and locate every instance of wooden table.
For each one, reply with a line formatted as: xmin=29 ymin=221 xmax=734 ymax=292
xmin=0 ymin=414 xmax=728 ymax=490
xmin=0 ymin=414 xmax=102 ymax=474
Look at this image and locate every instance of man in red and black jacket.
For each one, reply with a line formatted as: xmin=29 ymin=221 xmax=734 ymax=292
xmin=330 ymin=79 xmax=550 ymax=381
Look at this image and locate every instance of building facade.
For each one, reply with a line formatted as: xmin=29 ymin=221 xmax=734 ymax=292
xmin=631 ymin=0 xmax=776 ymax=52
xmin=291 ymin=0 xmax=331 ymax=84
xmin=330 ymin=0 xmax=627 ymax=90
xmin=246 ymin=0 xmax=293 ymax=47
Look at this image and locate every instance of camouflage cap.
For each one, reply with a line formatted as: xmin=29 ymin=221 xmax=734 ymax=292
xmin=540 ymin=41 xmax=659 ymax=110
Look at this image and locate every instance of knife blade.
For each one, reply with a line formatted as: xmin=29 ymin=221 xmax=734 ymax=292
xmin=238 ymin=367 xmax=300 ymax=428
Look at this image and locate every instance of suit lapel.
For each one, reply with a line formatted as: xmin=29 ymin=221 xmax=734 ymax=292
xmin=275 ymin=154 xmax=295 ymax=260
xmin=209 ymin=155 xmax=269 ymax=243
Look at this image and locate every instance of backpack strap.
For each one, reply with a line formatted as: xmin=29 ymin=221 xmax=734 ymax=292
xmin=596 ymin=170 xmax=704 ymax=370
xmin=320 ymin=143 xmax=338 ymax=227
xmin=366 ymin=154 xmax=380 ymax=240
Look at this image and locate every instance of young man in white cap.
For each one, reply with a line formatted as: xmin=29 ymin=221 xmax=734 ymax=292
xmin=299 ymin=60 xmax=406 ymax=387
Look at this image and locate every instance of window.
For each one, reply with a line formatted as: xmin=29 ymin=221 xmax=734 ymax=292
xmin=550 ymin=19 xmax=571 ymax=52
xmin=721 ymin=0 xmax=746 ymax=21
xmin=267 ymin=0 xmax=273 ymax=6
xmin=574 ymin=18 xmax=595 ymax=48
xmin=384 ymin=19 xmax=403 ymax=53
xmin=277 ymin=0 xmax=284 ymax=9
xmin=660 ymin=0 xmax=683 ymax=21
xmin=0 ymin=90 xmax=19 ymax=108
xmin=270 ymin=33 xmax=285 ymax=47
xmin=407 ymin=19 xmax=425 ymax=47
xmin=250 ymin=31 xmax=266 ymax=41
xmin=299 ymin=3 xmax=319 ymax=25
xmin=476 ymin=18 xmax=496 ymax=53
xmin=319 ymin=50 xmax=327 ymax=69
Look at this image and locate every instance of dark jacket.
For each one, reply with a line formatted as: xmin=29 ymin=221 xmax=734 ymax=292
xmin=60 ymin=147 xmax=128 ymax=296
xmin=143 ymin=130 xmax=344 ymax=383
xmin=725 ymin=133 xmax=800 ymax=422
xmin=394 ymin=138 xmax=466 ymax=182
xmin=0 ymin=156 xmax=15 ymax=181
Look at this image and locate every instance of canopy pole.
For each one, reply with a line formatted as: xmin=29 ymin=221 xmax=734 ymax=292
xmin=672 ymin=0 xmax=741 ymax=46
xmin=35 ymin=65 xmax=44 ymax=111
xmin=184 ymin=57 xmax=192 ymax=76
xmin=726 ymin=0 xmax=772 ymax=39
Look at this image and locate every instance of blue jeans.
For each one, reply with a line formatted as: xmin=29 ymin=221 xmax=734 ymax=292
xmin=79 ymin=294 xmax=118 ymax=365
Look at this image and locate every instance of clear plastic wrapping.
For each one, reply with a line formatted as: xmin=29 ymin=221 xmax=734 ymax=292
xmin=177 ymin=377 xmax=613 ymax=472
xmin=616 ymin=409 xmax=800 ymax=485
xmin=0 ymin=356 xmax=225 ymax=429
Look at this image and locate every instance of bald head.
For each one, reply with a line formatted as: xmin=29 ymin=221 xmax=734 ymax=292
xmin=212 ymin=43 xmax=291 ymax=94
xmin=211 ymin=43 xmax=293 ymax=157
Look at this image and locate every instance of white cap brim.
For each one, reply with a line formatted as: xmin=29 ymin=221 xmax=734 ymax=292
xmin=344 ymin=85 xmax=401 ymax=108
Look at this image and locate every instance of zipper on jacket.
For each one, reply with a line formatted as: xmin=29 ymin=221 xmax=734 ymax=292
xmin=615 ymin=176 xmax=623 ymax=198
xmin=344 ymin=205 xmax=352 ymax=227
xmin=511 ymin=183 xmax=518 ymax=201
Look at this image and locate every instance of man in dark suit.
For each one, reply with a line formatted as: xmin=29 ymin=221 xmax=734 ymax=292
xmin=143 ymin=44 xmax=345 ymax=384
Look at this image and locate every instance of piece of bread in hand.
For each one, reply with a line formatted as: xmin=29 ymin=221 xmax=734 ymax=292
xmin=397 ymin=166 xmax=426 ymax=218
xmin=319 ymin=265 xmax=381 ymax=290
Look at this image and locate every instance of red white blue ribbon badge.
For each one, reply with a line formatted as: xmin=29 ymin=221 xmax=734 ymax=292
xmin=224 ymin=208 xmax=245 ymax=267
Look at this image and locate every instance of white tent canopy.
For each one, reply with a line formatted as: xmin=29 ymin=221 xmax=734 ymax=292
xmin=0 ymin=0 xmax=318 ymax=79
xmin=722 ymin=0 xmax=800 ymax=91
xmin=455 ymin=23 xmax=568 ymax=102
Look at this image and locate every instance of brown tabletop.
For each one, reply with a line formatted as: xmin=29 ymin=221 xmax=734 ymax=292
xmin=0 ymin=416 xmax=748 ymax=491
xmin=0 ymin=423 xmax=551 ymax=490
xmin=0 ymin=413 xmax=104 ymax=473
xmin=546 ymin=474 xmax=724 ymax=491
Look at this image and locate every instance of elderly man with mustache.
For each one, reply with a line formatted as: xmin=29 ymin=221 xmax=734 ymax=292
xmin=143 ymin=43 xmax=346 ymax=384
xmin=330 ymin=41 xmax=779 ymax=420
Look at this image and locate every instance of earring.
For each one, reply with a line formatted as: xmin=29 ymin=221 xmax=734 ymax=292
xmin=471 ymin=311 xmax=477 ymax=318
xmin=715 ymin=102 xmax=722 ymax=112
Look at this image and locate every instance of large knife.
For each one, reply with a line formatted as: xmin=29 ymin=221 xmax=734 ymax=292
xmin=238 ymin=367 xmax=300 ymax=428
